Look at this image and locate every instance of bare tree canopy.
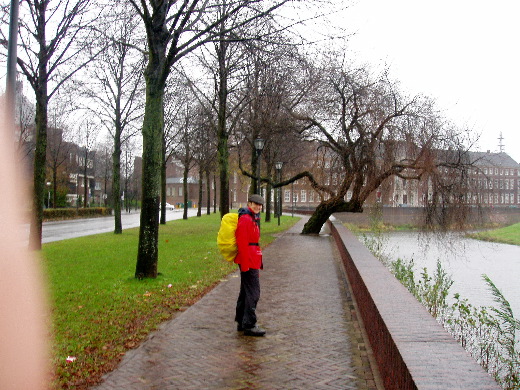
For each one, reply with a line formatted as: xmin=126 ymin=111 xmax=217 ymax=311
xmin=286 ymin=56 xmax=476 ymax=234
xmin=132 ymin=0 xmax=293 ymax=278
xmin=81 ymin=2 xmax=145 ymax=233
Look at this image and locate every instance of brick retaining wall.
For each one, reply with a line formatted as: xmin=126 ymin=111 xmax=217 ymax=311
xmin=328 ymin=219 xmax=500 ymax=390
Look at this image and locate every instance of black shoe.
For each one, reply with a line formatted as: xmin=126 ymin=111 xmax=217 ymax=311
xmin=243 ymin=326 xmax=266 ymax=337
xmin=237 ymin=324 xmax=244 ymax=331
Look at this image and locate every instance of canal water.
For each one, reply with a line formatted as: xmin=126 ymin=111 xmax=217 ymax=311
xmin=370 ymin=231 xmax=520 ymax=316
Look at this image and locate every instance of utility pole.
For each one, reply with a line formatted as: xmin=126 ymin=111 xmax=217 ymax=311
xmin=5 ymin=0 xmax=20 ymax=121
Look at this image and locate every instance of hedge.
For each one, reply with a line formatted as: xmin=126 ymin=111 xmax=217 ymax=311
xmin=43 ymin=207 xmax=113 ymax=221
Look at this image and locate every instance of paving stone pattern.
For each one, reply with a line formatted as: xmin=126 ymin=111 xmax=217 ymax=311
xmin=92 ymin=218 xmax=380 ymax=390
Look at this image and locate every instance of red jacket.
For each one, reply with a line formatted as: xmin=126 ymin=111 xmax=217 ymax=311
xmin=234 ymin=208 xmax=263 ymax=272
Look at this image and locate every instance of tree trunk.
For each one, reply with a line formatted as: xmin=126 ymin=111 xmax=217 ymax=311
xmin=251 ymin=147 xmax=259 ymax=195
xmin=183 ymin=161 xmax=189 ymax=220
xmin=218 ymin=138 xmax=230 ymax=216
xmin=112 ymin=135 xmax=122 ymax=234
xmin=302 ymin=198 xmax=363 ymax=235
xmin=28 ymin=1 xmax=49 ymax=250
xmin=52 ymin=165 xmax=57 ymax=208
xmin=104 ymin=164 xmax=108 ymax=207
xmin=206 ymin=169 xmax=211 ymax=215
xmin=160 ymin=140 xmax=167 ymax=225
xmin=135 ymin=77 xmax=164 ymax=279
xmin=124 ymin=173 xmax=129 ymax=212
xmin=217 ymin=38 xmax=230 ymax=217
xmin=265 ymin=182 xmax=272 ymax=222
xmin=213 ymin=174 xmax=217 ymax=213
xmin=301 ymin=202 xmax=333 ymax=234
xmin=29 ymin=93 xmax=48 ymax=250
xmin=197 ymin=166 xmax=203 ymax=217
xmin=83 ymin=150 xmax=88 ymax=208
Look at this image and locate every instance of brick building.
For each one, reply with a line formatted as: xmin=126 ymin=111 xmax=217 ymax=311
xmin=470 ymin=151 xmax=520 ymax=206
xmin=275 ymin=148 xmax=520 ymax=211
xmin=164 ymin=159 xmax=251 ymax=209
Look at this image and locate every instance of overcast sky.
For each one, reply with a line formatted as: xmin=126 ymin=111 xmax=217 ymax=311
xmin=5 ymin=1 xmax=519 ymax=163
xmin=338 ymin=0 xmax=520 ymax=163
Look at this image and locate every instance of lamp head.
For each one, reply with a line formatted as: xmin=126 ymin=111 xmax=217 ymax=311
xmin=254 ymin=138 xmax=265 ymax=152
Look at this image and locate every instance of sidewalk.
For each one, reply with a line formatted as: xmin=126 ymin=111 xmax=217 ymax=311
xmin=92 ymin=217 xmax=381 ymax=390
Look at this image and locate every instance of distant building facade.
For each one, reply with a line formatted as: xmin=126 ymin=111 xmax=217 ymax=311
xmin=276 ymin=149 xmax=520 ymax=211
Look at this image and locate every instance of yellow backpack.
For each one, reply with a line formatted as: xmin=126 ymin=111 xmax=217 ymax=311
xmin=217 ymin=213 xmax=239 ymax=261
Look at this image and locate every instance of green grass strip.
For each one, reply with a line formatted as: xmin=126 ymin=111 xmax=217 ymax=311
xmin=41 ymin=212 xmax=299 ymax=389
xmin=467 ymin=222 xmax=520 ymax=246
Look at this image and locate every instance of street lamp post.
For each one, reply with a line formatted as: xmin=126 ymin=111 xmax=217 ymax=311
xmin=291 ymin=181 xmax=294 ymax=217
xmin=275 ymin=161 xmax=283 ymax=226
xmin=254 ymin=138 xmax=265 ymax=195
xmin=46 ymin=182 xmax=51 ymax=209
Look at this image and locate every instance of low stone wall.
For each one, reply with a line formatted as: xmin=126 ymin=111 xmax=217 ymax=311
xmin=328 ymin=219 xmax=499 ymax=390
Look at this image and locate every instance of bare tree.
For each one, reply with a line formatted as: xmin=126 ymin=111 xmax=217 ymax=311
xmin=174 ymin=102 xmax=199 ymax=220
xmin=94 ymin=136 xmax=113 ymax=207
xmin=82 ymin=3 xmax=144 ymax=233
xmin=235 ymin=34 xmax=303 ymax=221
xmin=188 ymin=16 xmax=285 ymax=219
xmin=0 ymin=0 xmax=103 ymax=248
xmin=130 ymin=0 xmax=291 ymax=278
xmin=122 ymin=143 xmax=138 ymax=212
xmin=191 ymin=105 xmax=217 ymax=217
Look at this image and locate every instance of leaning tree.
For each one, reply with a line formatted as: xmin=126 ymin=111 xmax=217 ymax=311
xmin=287 ymin=61 xmax=476 ymax=234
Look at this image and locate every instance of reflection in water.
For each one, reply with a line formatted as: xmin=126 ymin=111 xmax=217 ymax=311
xmin=375 ymin=232 xmax=520 ymax=315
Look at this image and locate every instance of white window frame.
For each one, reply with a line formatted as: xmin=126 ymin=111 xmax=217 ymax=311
xmin=284 ymin=190 xmax=291 ymax=202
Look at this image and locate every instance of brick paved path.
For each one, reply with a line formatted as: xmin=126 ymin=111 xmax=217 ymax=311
xmin=92 ymin=218 xmax=381 ymax=390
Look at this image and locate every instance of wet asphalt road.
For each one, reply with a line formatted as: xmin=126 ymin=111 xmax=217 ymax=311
xmin=42 ymin=208 xmax=198 ymax=243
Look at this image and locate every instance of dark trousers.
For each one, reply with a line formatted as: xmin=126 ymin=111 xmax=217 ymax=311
xmin=235 ymin=268 xmax=260 ymax=329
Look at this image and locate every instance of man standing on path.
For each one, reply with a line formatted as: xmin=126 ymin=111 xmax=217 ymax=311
xmin=234 ymin=194 xmax=266 ymax=337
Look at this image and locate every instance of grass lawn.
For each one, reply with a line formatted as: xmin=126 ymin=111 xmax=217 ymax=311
xmin=467 ymin=222 xmax=520 ymax=246
xmin=41 ymin=212 xmax=299 ymax=389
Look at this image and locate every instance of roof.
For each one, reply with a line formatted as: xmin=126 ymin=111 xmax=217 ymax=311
xmin=468 ymin=151 xmax=519 ymax=168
